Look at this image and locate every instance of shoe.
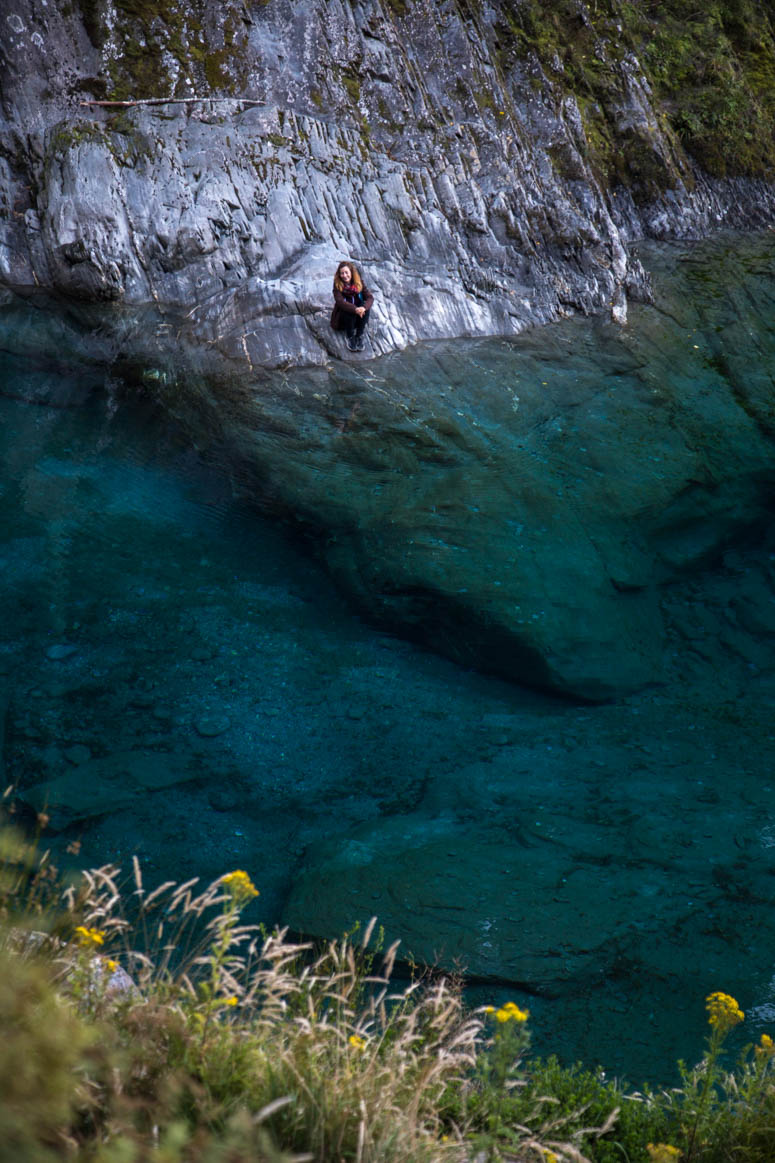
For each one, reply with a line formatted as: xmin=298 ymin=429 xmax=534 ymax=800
xmin=346 ymin=336 xmax=358 ymax=351
xmin=355 ymin=336 xmax=366 ymax=351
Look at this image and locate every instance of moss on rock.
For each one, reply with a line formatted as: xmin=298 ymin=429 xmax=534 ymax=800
xmin=97 ymin=0 xmax=249 ymax=101
xmin=493 ymin=0 xmax=775 ymax=186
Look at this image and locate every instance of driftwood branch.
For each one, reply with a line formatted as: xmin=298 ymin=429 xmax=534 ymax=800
xmin=79 ymin=97 xmax=263 ymax=108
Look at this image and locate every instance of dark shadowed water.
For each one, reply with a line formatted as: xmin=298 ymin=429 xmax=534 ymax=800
xmin=3 ymin=241 xmax=775 ymax=1085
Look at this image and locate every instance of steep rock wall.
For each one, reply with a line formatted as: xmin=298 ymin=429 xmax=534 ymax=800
xmin=3 ymin=0 xmax=775 ymax=366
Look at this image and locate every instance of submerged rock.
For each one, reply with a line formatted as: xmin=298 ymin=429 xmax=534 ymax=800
xmin=284 ymin=807 xmax=683 ymax=993
xmin=45 ymin=644 xmax=78 ymax=661
xmin=285 ymin=719 xmax=775 ymax=997
xmin=22 ymin=749 xmax=198 ymax=830
xmin=63 ymin=744 xmax=91 ymax=765
xmin=195 ymin=716 xmax=232 ymax=738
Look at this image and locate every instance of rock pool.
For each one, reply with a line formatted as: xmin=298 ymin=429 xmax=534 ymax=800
xmin=2 ymin=238 xmax=775 ymax=1083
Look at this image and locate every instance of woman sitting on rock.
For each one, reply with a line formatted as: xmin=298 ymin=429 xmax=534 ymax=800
xmin=331 ymin=261 xmax=374 ymax=352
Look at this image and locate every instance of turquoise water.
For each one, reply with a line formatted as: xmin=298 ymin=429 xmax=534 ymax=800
xmin=0 ymin=365 xmax=555 ymax=929
xmin=3 ymin=249 xmax=775 ymax=1085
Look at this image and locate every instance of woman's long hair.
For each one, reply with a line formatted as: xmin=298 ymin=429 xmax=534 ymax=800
xmin=334 ymin=261 xmax=363 ymax=292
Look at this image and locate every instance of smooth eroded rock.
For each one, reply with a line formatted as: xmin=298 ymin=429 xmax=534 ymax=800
xmin=284 ymin=810 xmax=672 ymax=991
xmin=22 ymin=750 xmax=198 ymax=830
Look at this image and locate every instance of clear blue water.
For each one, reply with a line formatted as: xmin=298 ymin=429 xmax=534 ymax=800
xmin=3 ymin=247 xmax=775 ymax=1085
xmin=0 ymin=372 xmax=555 ymax=928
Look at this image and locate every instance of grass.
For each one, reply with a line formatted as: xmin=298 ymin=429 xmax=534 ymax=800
xmin=3 ymin=815 xmax=775 ymax=1162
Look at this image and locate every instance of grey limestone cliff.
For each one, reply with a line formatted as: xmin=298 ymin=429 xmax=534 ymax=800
xmin=3 ymin=0 xmax=775 ymax=367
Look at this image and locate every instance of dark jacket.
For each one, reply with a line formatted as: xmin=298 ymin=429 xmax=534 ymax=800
xmin=330 ymin=281 xmax=374 ymax=331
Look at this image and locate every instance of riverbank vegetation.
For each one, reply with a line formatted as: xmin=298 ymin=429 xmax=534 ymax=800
xmin=493 ymin=0 xmax=775 ymax=190
xmin=3 ymin=821 xmax=775 ymax=1162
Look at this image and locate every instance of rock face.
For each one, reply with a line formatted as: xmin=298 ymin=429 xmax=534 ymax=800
xmin=2 ymin=0 xmax=775 ymax=367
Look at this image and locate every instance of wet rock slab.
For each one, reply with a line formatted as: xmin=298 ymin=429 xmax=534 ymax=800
xmin=285 ymin=722 xmax=775 ymax=1008
xmin=285 ymin=810 xmax=663 ymax=991
xmin=22 ymin=750 xmax=198 ymax=830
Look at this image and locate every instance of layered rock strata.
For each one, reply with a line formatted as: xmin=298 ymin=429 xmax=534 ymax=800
xmin=2 ymin=0 xmax=775 ymax=366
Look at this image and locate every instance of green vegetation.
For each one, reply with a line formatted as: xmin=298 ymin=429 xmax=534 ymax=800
xmin=5 ymin=817 xmax=775 ymax=1162
xmin=48 ymin=121 xmax=109 ymax=155
xmin=69 ymin=0 xmax=775 ymax=191
xmin=45 ymin=116 xmax=153 ymax=175
xmin=341 ymin=68 xmax=362 ymax=106
xmin=80 ymin=0 xmax=250 ymax=101
xmin=492 ymin=0 xmax=775 ymax=192
xmin=640 ymin=0 xmax=775 ymax=177
xmin=74 ymin=0 xmax=107 ymax=49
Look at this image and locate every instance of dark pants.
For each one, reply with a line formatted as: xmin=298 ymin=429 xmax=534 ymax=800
xmin=343 ymin=308 xmax=370 ymax=339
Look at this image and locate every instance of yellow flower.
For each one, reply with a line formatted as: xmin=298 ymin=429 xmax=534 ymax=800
xmin=484 ymin=1005 xmax=495 ymax=1014
xmin=504 ymin=1001 xmax=529 ymax=1019
xmin=104 ymin=959 xmax=119 ymax=972
xmin=755 ymin=1033 xmax=775 ymax=1060
xmin=494 ymin=1001 xmax=530 ymax=1023
xmin=224 ymin=995 xmax=239 ymax=1007
xmin=348 ymin=1034 xmax=367 ymax=1051
xmin=706 ymin=991 xmax=744 ymax=1034
xmin=646 ymin=1145 xmax=681 ymax=1163
xmin=74 ymin=925 xmax=105 ymax=948
xmin=543 ymin=1152 xmax=559 ymax=1163
xmin=221 ymin=870 xmax=259 ymax=905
